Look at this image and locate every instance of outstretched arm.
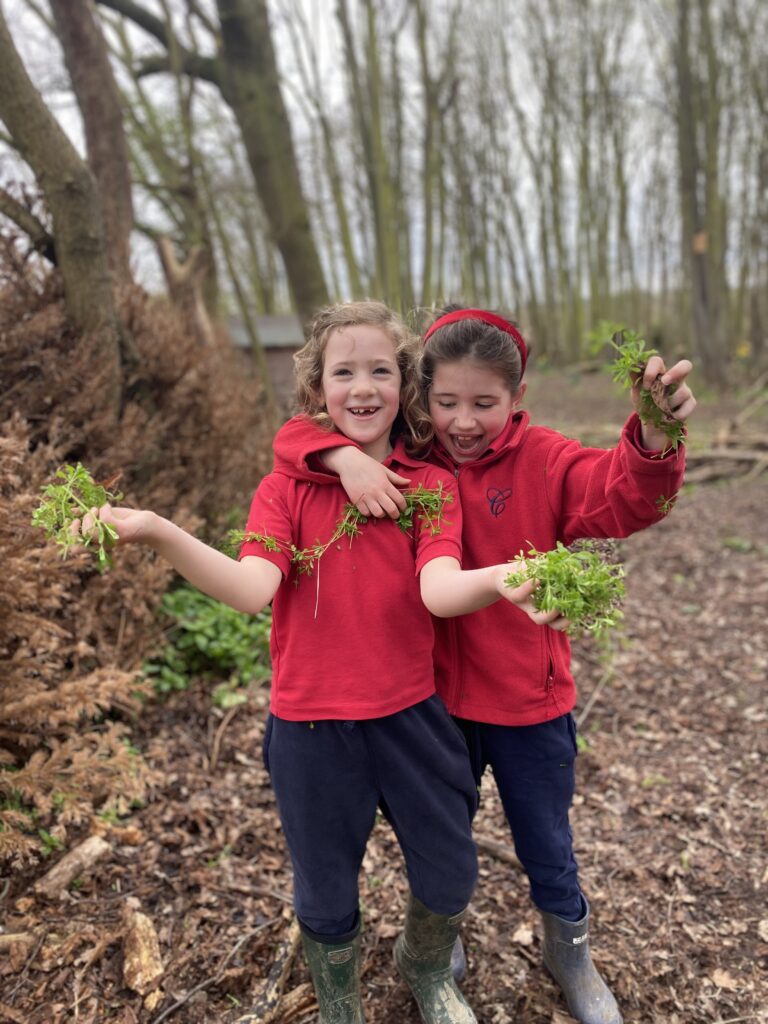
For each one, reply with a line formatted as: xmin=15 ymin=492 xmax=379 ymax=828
xmin=75 ymin=504 xmax=282 ymax=615
xmin=420 ymin=556 xmax=567 ymax=628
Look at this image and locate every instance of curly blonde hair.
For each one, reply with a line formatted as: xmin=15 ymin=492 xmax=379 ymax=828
xmin=293 ymin=301 xmax=432 ymax=453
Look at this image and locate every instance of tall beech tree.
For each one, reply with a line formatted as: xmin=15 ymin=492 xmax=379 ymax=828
xmin=49 ymin=0 xmax=134 ymax=283
xmin=96 ymin=0 xmax=329 ymax=323
xmin=0 ymin=9 xmax=121 ymax=411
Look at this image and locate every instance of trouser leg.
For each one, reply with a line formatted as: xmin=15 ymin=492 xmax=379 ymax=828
xmin=472 ymin=715 xmax=622 ymax=1023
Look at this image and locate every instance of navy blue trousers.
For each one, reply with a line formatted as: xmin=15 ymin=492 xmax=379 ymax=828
xmin=457 ymin=712 xmax=583 ymax=920
xmin=264 ymin=695 xmax=479 ymax=941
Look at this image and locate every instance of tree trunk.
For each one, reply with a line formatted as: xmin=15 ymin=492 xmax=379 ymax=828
xmin=215 ymin=0 xmax=328 ymax=322
xmin=0 ymin=10 xmax=121 ymax=412
xmin=49 ymin=0 xmax=134 ymax=284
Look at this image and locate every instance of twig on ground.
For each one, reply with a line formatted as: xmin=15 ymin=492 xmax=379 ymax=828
xmin=209 ymin=704 xmax=243 ymax=773
xmin=234 ymin=920 xmax=302 ymax=1024
xmin=576 ymin=665 xmax=615 ymax=730
xmin=150 ymin=920 xmax=273 ymax=1024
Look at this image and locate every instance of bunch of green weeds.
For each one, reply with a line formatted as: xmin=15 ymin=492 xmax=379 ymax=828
xmin=505 ymin=540 xmax=624 ymax=638
xmin=591 ymin=321 xmax=685 ymax=453
xmin=227 ymin=484 xmax=452 ymax=576
xmin=31 ymin=463 xmax=122 ymax=571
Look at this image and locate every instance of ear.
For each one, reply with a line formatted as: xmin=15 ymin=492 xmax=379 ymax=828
xmin=512 ymin=382 xmax=527 ymax=409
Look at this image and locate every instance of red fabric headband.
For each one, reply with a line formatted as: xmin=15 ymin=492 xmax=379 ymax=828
xmin=423 ymin=309 xmax=528 ymax=373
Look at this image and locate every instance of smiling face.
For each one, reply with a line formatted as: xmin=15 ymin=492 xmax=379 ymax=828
xmin=428 ymin=358 xmax=525 ymax=463
xmin=320 ymin=324 xmax=402 ymax=461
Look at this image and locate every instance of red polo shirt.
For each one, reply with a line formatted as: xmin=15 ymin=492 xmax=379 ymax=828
xmin=240 ymin=434 xmax=462 ymax=721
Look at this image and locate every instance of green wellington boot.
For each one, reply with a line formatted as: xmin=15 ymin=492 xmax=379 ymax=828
xmin=301 ymin=931 xmax=366 ymax=1023
xmin=541 ymin=899 xmax=622 ymax=1024
xmin=394 ymin=894 xmax=477 ymax=1024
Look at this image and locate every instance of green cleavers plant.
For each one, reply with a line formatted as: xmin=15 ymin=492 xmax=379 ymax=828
xmin=592 ymin=321 xmax=685 ymax=454
xmin=505 ymin=541 xmax=625 ymax=638
xmin=227 ymin=483 xmax=452 ymax=577
xmin=31 ymin=463 xmax=123 ymax=571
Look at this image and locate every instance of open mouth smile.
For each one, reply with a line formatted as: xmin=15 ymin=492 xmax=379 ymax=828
xmin=451 ymin=434 xmax=484 ymax=453
xmin=347 ymin=407 xmax=380 ymax=418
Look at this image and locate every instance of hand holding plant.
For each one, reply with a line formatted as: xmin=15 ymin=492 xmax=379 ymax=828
xmin=593 ymin=323 xmax=697 ymax=454
xmin=504 ymin=541 xmax=624 ymax=638
xmin=32 ymin=463 xmax=128 ymax=570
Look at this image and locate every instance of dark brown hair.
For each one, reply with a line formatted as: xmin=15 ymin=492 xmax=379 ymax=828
xmin=420 ymin=304 xmax=526 ymax=398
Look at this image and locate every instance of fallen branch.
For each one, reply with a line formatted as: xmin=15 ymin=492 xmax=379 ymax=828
xmin=475 ymin=835 xmax=522 ymax=869
xmin=235 ymin=920 xmax=302 ymax=1024
xmin=33 ymin=835 xmax=111 ymax=899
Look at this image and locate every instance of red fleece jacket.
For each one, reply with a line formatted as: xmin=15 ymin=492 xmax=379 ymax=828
xmin=272 ymin=411 xmax=685 ymax=725
xmin=241 ymin=435 xmax=462 ymax=721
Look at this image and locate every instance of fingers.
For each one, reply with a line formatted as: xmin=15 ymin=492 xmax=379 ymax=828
xmin=660 ymin=359 xmax=693 ymax=386
xmin=642 ymin=354 xmax=665 ymax=387
xmin=384 ymin=469 xmax=411 ymax=488
xmin=355 ymin=488 xmax=405 ymax=519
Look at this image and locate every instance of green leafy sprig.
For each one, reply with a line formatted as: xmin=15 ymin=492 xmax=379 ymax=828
xmin=32 ymin=463 xmax=123 ymax=571
xmin=505 ymin=540 xmax=625 ymax=638
xmin=227 ymin=483 xmax=452 ymax=577
xmin=595 ymin=322 xmax=685 ymax=454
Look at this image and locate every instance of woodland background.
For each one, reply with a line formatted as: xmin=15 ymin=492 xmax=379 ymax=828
xmin=0 ymin=1 xmax=766 ymax=1022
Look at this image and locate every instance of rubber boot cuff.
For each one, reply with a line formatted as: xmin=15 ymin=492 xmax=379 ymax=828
xmin=301 ymin=931 xmax=366 ymax=1023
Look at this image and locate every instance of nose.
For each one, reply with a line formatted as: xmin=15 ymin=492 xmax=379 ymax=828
xmin=453 ymin=406 xmax=477 ymax=430
xmin=351 ymin=374 xmax=376 ymax=396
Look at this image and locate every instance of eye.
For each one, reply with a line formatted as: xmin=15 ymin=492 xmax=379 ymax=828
xmin=373 ymin=366 xmax=393 ymax=376
xmin=436 ymin=400 xmax=456 ymax=409
xmin=476 ymin=403 xmax=495 ymax=410
xmin=332 ymin=368 xmax=352 ymax=377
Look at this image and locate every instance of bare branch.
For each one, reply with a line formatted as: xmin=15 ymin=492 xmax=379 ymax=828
xmin=95 ymin=0 xmax=220 ymax=84
xmin=0 ymin=186 xmax=56 ymax=261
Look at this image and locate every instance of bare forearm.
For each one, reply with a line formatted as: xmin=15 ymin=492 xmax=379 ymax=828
xmin=147 ymin=514 xmax=280 ymax=614
xmin=420 ymin=558 xmax=505 ymax=617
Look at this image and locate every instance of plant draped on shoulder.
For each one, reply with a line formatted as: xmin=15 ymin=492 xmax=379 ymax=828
xmin=229 ymin=483 xmax=452 ymax=577
xmin=594 ymin=323 xmax=686 ymax=455
xmin=31 ymin=463 xmax=123 ymax=571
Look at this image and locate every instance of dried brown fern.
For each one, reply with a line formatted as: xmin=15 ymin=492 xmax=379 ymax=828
xmin=0 ymin=254 xmax=274 ymax=870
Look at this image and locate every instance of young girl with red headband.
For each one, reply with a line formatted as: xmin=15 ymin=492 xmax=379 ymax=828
xmin=272 ymin=305 xmax=697 ymax=1024
xmin=73 ymin=301 xmax=563 ymax=1024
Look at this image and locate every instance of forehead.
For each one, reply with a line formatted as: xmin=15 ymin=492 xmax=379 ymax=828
xmin=324 ymin=324 xmax=396 ymax=363
xmin=431 ymin=359 xmax=509 ymax=395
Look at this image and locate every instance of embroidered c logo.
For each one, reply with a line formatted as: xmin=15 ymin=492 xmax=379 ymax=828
xmin=487 ymin=487 xmax=512 ymax=517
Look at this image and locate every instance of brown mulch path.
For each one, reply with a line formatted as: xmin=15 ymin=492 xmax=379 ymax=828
xmin=2 ymin=474 xmax=767 ymax=1024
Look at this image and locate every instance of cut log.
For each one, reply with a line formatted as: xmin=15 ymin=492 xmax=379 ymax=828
xmin=33 ymin=835 xmax=110 ymax=899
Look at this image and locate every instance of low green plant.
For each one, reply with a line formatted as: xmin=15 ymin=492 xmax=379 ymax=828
xmin=32 ymin=463 xmax=123 ymax=570
xmin=38 ymin=828 xmax=64 ymax=857
xmin=505 ymin=541 xmax=625 ymax=637
xmin=228 ymin=483 xmax=452 ymax=577
xmin=143 ymin=585 xmax=272 ymax=696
